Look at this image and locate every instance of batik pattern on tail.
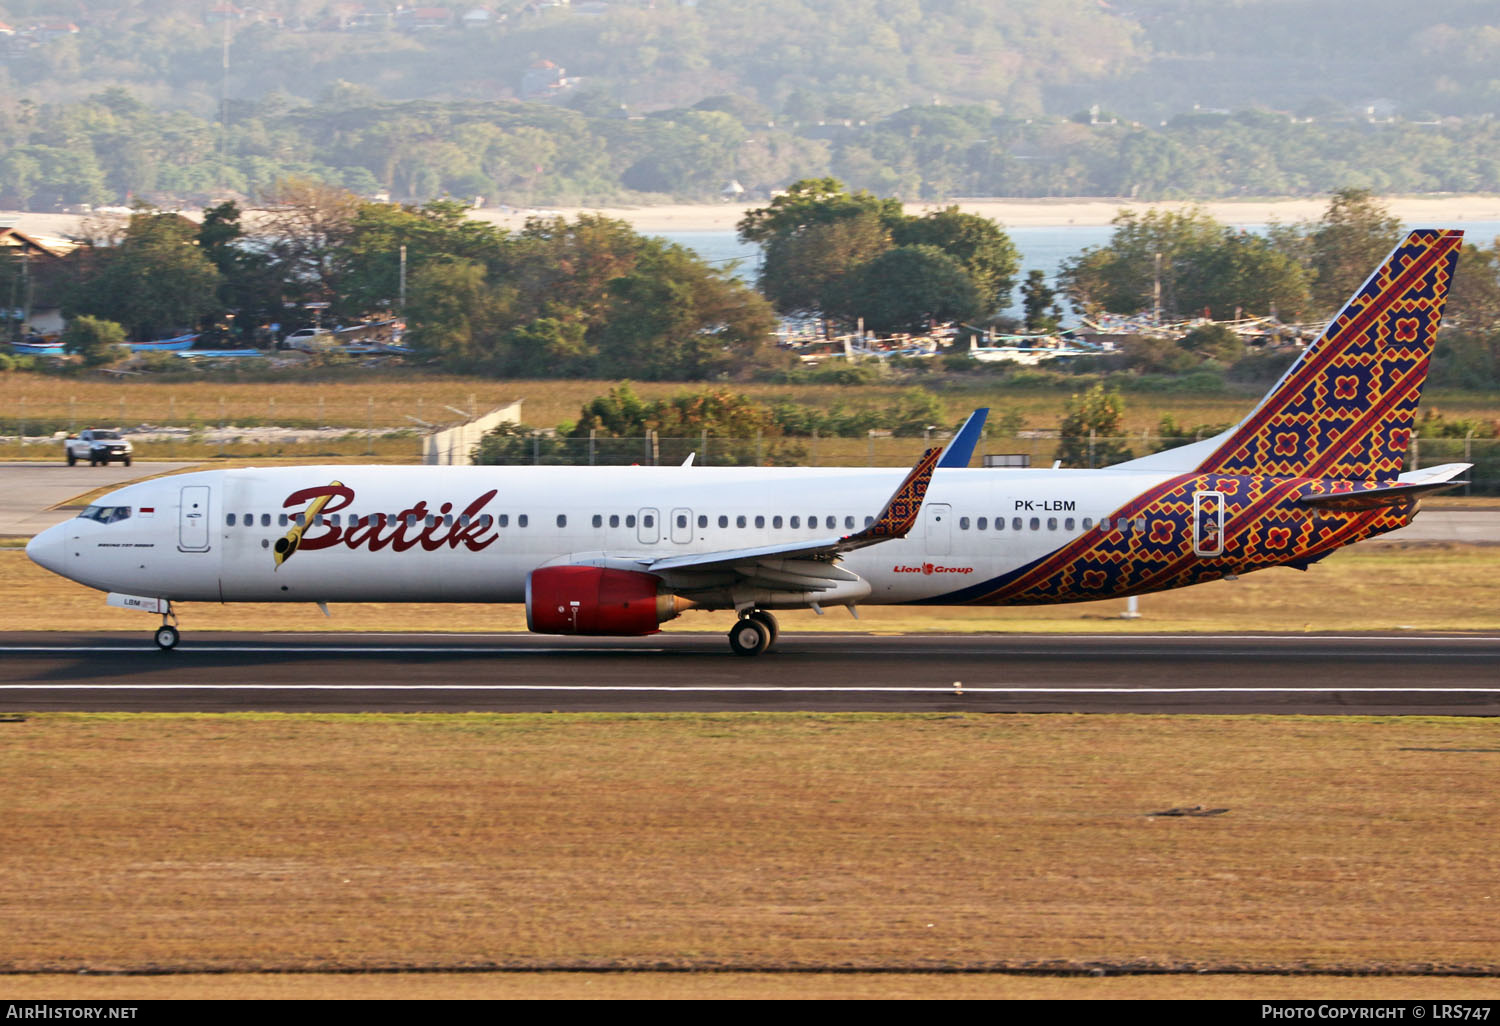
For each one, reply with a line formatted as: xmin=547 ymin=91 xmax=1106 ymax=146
xmin=1195 ymin=229 xmax=1462 ymax=481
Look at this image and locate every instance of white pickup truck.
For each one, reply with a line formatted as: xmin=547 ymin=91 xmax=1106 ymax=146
xmin=65 ymin=429 xmax=133 ymax=467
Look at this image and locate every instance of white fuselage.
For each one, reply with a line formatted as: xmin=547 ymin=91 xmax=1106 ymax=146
xmin=29 ymin=465 xmax=1175 ymax=608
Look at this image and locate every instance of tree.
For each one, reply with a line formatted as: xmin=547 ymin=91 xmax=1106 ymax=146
xmin=891 ymin=206 xmax=1020 ymax=313
xmin=739 ymin=179 xmax=899 ymax=316
xmin=404 ymin=215 xmax=778 ymax=380
xmin=1179 ymin=323 xmax=1246 ymax=365
xmin=1021 ymin=270 xmax=1063 ymax=333
xmin=736 ymin=177 xmax=903 ymax=244
xmin=63 ymin=211 xmax=223 ymax=342
xmin=337 ymin=200 xmax=508 ymax=317
xmin=739 ymin=179 xmax=1019 ymax=324
xmin=758 ymin=211 xmax=892 ymax=316
xmin=822 ymin=245 xmax=985 ymax=335
xmin=61 ymin=315 xmax=128 ymax=366
xmin=1446 ymin=239 xmax=1500 ymax=330
xmin=1058 ymin=207 xmax=1225 ymax=318
xmin=252 ymin=177 xmax=364 ymax=315
xmin=1306 ymin=188 xmax=1403 ymax=313
xmin=1175 ymin=231 xmax=1311 ymax=321
xmin=1056 ymin=384 xmax=1133 ymax=468
xmin=567 ymin=384 xmax=802 ymax=466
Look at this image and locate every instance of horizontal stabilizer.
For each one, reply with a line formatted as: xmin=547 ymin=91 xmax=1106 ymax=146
xmin=1295 ymin=463 xmax=1471 ymax=511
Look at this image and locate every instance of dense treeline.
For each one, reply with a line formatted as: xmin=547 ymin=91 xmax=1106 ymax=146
xmin=21 ymin=183 xmax=1500 ymax=392
xmin=24 ymin=185 xmax=782 ymax=380
xmin=13 ymin=91 xmax=1500 ymax=209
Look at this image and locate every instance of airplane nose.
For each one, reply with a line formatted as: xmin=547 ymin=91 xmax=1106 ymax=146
xmin=25 ymin=524 xmax=67 ymax=576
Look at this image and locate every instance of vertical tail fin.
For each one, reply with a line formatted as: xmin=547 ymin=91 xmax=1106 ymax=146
xmin=1196 ymin=229 xmax=1462 ymax=481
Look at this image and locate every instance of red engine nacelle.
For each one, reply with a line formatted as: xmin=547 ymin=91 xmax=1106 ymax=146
xmin=526 ymin=566 xmax=690 ymax=636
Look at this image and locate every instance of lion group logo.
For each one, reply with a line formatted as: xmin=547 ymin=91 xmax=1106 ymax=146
xmin=893 ymin=563 xmax=973 ymax=575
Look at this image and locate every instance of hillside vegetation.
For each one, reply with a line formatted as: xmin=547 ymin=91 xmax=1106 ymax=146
xmin=5 ymin=1 xmax=1500 ymax=206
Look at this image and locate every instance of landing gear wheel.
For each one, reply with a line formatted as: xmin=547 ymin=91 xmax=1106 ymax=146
xmin=154 ymin=624 xmax=179 ymax=650
xmin=747 ymin=609 xmax=779 ymax=648
xmin=728 ymin=616 xmax=771 ymax=657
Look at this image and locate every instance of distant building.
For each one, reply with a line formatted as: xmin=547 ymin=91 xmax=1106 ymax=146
xmin=350 ymin=9 xmax=395 ymax=30
xmin=396 ymin=6 xmax=453 ymax=31
xmin=0 ymin=225 xmax=80 ymax=337
xmin=29 ymin=21 xmax=80 ymax=41
xmin=522 ymin=59 xmax=569 ymax=99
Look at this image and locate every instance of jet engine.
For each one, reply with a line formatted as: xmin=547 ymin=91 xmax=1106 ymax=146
xmin=525 ymin=566 xmax=693 ymax=635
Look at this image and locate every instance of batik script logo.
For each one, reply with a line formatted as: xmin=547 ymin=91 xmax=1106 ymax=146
xmin=275 ymin=483 xmax=499 ymax=566
xmin=892 ymin=563 xmax=974 ymax=575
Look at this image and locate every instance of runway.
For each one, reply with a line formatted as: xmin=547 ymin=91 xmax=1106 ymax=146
xmin=2 ymin=631 xmax=1498 ymax=714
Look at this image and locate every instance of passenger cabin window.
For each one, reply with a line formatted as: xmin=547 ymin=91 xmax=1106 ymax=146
xmin=755 ymin=516 xmax=765 ymax=528
xmin=789 ymin=516 xmax=800 ymax=529
xmin=699 ymin=515 xmax=709 ymax=529
xmin=959 ymin=517 xmax=970 ymax=530
xmin=738 ymin=515 xmax=747 ymax=528
xmin=978 ymin=517 xmax=988 ymax=530
xmin=519 ymin=514 xmax=529 ymax=528
xmin=609 ymin=514 xmax=620 ymax=528
xmin=718 ymin=515 xmax=728 ymax=528
xmin=773 ymin=516 xmax=783 ymax=529
xmin=626 ymin=515 xmax=636 ymax=528
xmin=592 ymin=514 xmax=602 ymax=528
xmin=557 ymin=514 xmax=567 ymax=528
xmin=226 ymin=514 xmax=236 ymax=526
xmin=844 ymin=516 xmax=855 ymax=530
xmin=261 ymin=513 xmax=271 ymax=527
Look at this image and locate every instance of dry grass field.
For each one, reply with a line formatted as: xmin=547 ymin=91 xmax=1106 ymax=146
xmin=6 ymin=372 xmax=1492 ymax=433
xmin=1 ymin=713 xmax=1497 ymax=993
xmin=4 ymin=971 xmax=1500 ymax=1000
xmin=2 ymin=542 xmax=1497 ymax=635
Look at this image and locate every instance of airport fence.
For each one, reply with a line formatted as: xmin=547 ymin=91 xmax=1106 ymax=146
xmin=2 ymin=406 xmax=1496 ymax=493
xmin=466 ymin=431 xmax=1500 ymax=495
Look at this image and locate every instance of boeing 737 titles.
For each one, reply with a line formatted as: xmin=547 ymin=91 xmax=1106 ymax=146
xmin=26 ymin=229 xmax=1471 ymax=655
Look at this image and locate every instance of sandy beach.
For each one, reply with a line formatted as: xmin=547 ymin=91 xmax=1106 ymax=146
xmin=10 ymin=195 xmax=1500 ymax=240
xmin=468 ymin=195 xmax=1500 ymax=233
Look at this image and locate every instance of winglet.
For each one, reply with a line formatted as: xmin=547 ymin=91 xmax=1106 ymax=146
xmin=838 ymin=446 xmax=943 ymax=550
xmin=937 ymin=408 xmax=988 ymax=468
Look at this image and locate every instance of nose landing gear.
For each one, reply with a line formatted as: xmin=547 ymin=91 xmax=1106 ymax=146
xmin=727 ymin=609 xmax=779 ymax=656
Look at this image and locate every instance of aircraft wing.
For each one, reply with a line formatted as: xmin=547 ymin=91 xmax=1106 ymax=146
xmin=636 ymin=444 xmax=944 ymax=577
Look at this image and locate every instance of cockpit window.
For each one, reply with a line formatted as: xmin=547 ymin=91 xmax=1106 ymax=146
xmin=79 ymin=505 xmax=131 ymax=524
xmin=90 ymin=430 xmax=122 ymax=440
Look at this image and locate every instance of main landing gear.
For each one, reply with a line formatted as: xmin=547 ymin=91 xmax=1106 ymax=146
xmin=727 ymin=609 xmax=779 ymax=657
xmin=154 ymin=604 xmax=180 ymax=650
